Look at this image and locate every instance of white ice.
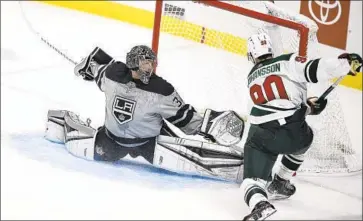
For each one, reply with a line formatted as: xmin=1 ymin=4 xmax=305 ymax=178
xmin=1 ymin=2 xmax=362 ymax=220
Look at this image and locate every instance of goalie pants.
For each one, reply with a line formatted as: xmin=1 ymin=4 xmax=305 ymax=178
xmin=93 ymin=122 xmax=176 ymax=163
xmin=94 ymin=126 xmax=157 ymax=163
xmin=243 ymin=106 xmax=314 ymax=181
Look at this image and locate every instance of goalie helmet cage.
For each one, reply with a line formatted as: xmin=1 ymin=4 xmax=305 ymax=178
xmin=151 ymin=0 xmax=361 ymax=174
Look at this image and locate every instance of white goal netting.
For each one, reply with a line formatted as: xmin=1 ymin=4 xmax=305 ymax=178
xmin=153 ymin=1 xmax=361 ymax=174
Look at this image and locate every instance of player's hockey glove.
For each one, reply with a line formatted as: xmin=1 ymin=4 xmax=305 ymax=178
xmin=338 ymin=53 xmax=362 ymax=76
xmin=307 ymin=96 xmax=327 ymax=115
xmin=74 ymin=47 xmax=114 ymax=81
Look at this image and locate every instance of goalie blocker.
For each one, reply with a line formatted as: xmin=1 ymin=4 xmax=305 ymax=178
xmin=45 ymin=109 xmax=245 ymax=182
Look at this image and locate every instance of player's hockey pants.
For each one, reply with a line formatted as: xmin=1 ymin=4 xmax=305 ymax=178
xmin=243 ymin=106 xmax=314 ymax=181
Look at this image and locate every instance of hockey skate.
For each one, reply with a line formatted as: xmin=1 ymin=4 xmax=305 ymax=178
xmin=267 ymin=175 xmax=296 ymax=200
xmin=243 ymin=201 xmax=276 ymax=221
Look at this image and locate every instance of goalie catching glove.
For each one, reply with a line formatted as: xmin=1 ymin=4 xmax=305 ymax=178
xmin=74 ymin=47 xmax=115 ymax=81
xmin=199 ymin=109 xmax=245 ymax=146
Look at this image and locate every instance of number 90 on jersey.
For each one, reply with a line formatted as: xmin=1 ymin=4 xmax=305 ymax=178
xmin=249 ymin=75 xmax=289 ymax=105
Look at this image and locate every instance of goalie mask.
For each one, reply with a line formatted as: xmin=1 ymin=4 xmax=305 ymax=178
xmin=247 ymin=32 xmax=273 ymax=64
xmin=126 ymin=45 xmax=157 ymax=84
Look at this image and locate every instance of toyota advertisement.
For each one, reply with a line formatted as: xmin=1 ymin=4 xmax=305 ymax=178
xmin=300 ymin=0 xmax=351 ymax=50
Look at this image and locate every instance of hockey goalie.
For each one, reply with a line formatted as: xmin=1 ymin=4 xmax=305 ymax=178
xmin=44 ymin=46 xmax=245 ymax=183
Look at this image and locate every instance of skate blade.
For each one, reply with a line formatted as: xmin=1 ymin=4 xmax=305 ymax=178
xmin=268 ymin=193 xmax=291 ymax=201
xmin=259 ymin=208 xmax=277 ymax=220
xmin=243 ymin=207 xmax=277 ymax=221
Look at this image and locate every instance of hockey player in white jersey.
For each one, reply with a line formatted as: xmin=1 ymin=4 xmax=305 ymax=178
xmin=44 ymin=45 xmax=245 ymax=182
xmin=241 ymin=33 xmax=362 ymax=220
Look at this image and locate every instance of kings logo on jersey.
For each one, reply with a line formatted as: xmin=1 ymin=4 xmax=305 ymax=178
xmin=112 ymin=96 xmax=136 ymax=125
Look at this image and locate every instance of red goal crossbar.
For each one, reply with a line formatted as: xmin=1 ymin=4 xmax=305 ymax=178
xmin=151 ymin=0 xmax=309 ymax=57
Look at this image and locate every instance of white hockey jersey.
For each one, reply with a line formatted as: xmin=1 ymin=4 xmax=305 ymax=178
xmin=247 ymin=53 xmax=351 ymax=124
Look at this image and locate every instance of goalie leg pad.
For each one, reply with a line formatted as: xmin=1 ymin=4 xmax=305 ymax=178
xmin=45 ymin=110 xmax=67 ymax=144
xmin=45 ymin=110 xmax=97 ymax=160
xmin=154 ymin=136 xmax=244 ymax=182
xmin=66 ymin=134 xmax=95 ymax=160
xmin=74 ymin=47 xmax=114 ymax=80
xmin=63 ymin=111 xmax=96 ymax=160
xmin=200 ymin=109 xmax=245 ymax=146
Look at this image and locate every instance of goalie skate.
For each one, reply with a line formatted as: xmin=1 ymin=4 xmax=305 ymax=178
xmin=243 ymin=201 xmax=276 ymax=221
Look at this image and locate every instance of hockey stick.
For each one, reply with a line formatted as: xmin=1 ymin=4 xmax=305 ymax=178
xmin=317 ymin=76 xmax=345 ymax=103
xmin=157 ymin=135 xmax=244 ymax=157
xmin=18 ymin=1 xmax=77 ymax=65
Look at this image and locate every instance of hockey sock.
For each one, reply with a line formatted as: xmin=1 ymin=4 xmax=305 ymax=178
xmin=241 ymin=178 xmax=268 ymax=210
xmin=276 ymin=154 xmax=304 ymax=181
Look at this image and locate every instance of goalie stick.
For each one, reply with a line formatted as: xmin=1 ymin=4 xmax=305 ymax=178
xmin=19 ymin=1 xmax=77 ymax=65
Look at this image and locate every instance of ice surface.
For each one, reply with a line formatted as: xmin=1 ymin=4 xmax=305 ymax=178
xmin=1 ymin=2 xmax=361 ymax=220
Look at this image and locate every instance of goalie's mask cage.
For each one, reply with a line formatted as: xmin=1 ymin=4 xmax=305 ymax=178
xmin=151 ymin=1 xmax=361 ymax=175
xmin=126 ymin=45 xmax=157 ymax=84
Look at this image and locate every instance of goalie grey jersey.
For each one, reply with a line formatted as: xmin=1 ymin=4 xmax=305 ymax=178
xmin=247 ymin=53 xmax=351 ymax=124
xmin=94 ymin=61 xmax=203 ymax=142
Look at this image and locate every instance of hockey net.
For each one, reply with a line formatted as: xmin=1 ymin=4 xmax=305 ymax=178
xmin=151 ymin=1 xmax=361 ymax=174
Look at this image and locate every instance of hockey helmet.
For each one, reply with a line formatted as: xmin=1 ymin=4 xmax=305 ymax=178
xmin=126 ymin=45 xmax=157 ymax=84
xmin=247 ymin=32 xmax=273 ymax=64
